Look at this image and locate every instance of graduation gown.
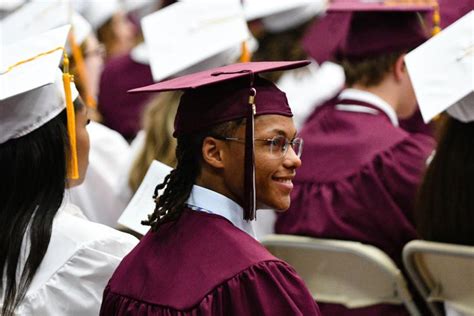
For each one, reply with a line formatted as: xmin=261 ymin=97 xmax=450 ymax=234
xmin=98 ymin=53 xmax=154 ymax=140
xmin=0 ymin=202 xmax=138 ymax=315
xmin=101 ymin=186 xmax=320 ymax=316
xmin=69 ymin=121 xmax=131 ymax=226
xmin=275 ymin=88 xmax=435 ymax=315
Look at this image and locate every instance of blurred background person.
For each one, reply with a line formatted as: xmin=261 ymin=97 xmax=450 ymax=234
xmin=96 ymin=1 xmax=162 ymax=141
xmin=81 ymin=0 xmax=137 ymax=60
xmin=275 ymin=1 xmax=438 ymax=314
xmin=242 ymin=0 xmax=345 ymax=239
xmin=249 ymin=0 xmax=345 ymax=130
xmin=407 ymin=9 xmax=473 ymax=316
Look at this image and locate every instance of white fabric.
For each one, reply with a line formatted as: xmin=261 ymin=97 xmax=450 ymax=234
xmin=252 ymin=209 xmax=277 ymax=241
xmin=116 ymin=130 xmax=146 ymax=207
xmin=1 ymin=1 xmax=92 ymax=47
xmin=446 ymin=102 xmax=474 ymax=123
xmin=81 ymin=0 xmax=121 ymax=30
xmin=1 ymin=201 xmax=138 ymax=315
xmin=262 ymin=1 xmax=326 ymax=33
xmin=276 ymin=60 xmax=345 ymax=129
xmin=337 ymin=88 xmax=399 ymax=126
xmin=186 ymin=185 xmax=256 ymax=239
xmin=1 ymin=67 xmax=79 ymax=144
xmin=69 ymin=121 xmax=131 ymax=227
xmin=446 ymin=303 xmax=470 ymax=316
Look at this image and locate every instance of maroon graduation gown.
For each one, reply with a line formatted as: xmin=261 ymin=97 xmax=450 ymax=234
xmin=275 ymin=97 xmax=435 ymax=315
xmin=98 ymin=54 xmax=154 ymax=140
xmin=100 ymin=208 xmax=320 ymax=315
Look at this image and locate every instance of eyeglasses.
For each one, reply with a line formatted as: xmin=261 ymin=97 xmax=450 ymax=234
xmin=213 ymin=134 xmax=303 ymax=159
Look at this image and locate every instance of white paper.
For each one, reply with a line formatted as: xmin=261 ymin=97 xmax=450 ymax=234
xmin=117 ymin=160 xmax=173 ymax=235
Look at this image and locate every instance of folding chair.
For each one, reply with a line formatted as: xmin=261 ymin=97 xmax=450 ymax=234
xmin=261 ymin=234 xmax=421 ymax=316
xmin=403 ymin=240 xmax=474 ymax=316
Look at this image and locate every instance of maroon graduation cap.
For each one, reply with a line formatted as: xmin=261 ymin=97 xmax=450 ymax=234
xmin=303 ymin=0 xmax=438 ymax=63
xmin=129 ymin=60 xmax=310 ymax=220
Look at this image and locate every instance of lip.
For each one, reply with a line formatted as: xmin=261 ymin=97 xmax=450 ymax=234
xmin=272 ymin=176 xmax=294 ymax=192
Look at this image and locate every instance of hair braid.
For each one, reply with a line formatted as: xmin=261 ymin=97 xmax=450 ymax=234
xmin=142 ymin=119 xmax=244 ymax=232
xmin=142 ymin=134 xmax=201 ymax=231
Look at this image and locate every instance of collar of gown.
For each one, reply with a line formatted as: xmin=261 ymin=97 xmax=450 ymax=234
xmin=186 ymin=185 xmax=256 ymax=239
xmin=337 ymin=88 xmax=399 ymax=126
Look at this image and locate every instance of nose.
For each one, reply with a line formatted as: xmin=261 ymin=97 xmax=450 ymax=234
xmin=283 ymin=145 xmax=302 ymax=169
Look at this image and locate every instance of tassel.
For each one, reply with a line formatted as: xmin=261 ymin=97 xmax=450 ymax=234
xmin=431 ymin=2 xmax=441 ymax=36
xmin=243 ymin=87 xmax=257 ymax=221
xmin=63 ymin=52 xmax=79 ymax=180
xmin=69 ymin=31 xmax=97 ymax=109
xmin=239 ymin=41 xmax=252 ymax=63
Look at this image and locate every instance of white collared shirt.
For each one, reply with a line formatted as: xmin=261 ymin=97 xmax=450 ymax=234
xmin=337 ymin=88 xmax=399 ymax=126
xmin=186 ymin=185 xmax=256 ymax=239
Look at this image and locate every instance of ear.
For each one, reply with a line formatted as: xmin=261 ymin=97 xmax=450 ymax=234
xmin=201 ymin=136 xmax=225 ymax=169
xmin=393 ymin=53 xmax=407 ymax=82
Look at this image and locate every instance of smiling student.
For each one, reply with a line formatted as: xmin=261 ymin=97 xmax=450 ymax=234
xmin=100 ymin=61 xmax=321 ymax=315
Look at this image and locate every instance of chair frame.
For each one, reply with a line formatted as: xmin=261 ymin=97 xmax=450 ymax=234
xmin=262 ymin=234 xmax=421 ymax=316
xmin=403 ymin=240 xmax=474 ymax=316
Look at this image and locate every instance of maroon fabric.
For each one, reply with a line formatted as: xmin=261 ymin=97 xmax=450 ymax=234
xmin=173 ymin=76 xmax=292 ymax=136
xmin=399 ymin=108 xmax=435 ymax=137
xmin=275 ymin=96 xmax=435 ymax=314
xmin=98 ymin=54 xmax=154 ymax=140
xmin=101 ymin=209 xmax=320 ymax=315
xmin=440 ymin=0 xmax=473 ymax=28
xmin=303 ymin=7 xmax=433 ymax=63
xmin=128 ymin=61 xmax=310 ymax=93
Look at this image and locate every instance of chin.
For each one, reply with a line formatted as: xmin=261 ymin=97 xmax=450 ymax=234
xmin=261 ymin=198 xmax=290 ymax=212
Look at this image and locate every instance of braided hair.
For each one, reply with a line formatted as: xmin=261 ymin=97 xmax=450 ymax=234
xmin=143 ymin=119 xmax=244 ymax=231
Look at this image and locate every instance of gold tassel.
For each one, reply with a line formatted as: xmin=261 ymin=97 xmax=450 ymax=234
xmin=239 ymin=41 xmax=251 ymax=63
xmin=63 ymin=51 xmax=79 ymax=180
xmin=431 ymin=2 xmax=441 ymax=36
xmin=69 ymin=31 xmax=97 ymax=109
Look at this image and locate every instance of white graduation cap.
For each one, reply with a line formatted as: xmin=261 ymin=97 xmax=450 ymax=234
xmin=259 ymin=0 xmax=327 ymax=33
xmin=242 ymin=0 xmax=325 ymax=22
xmin=1 ymin=0 xmax=92 ymax=47
xmin=0 ymin=25 xmax=79 ymax=144
xmin=406 ymin=10 xmax=474 ymax=123
xmin=0 ymin=0 xmax=25 ymax=12
xmin=80 ymin=0 xmax=122 ymax=30
xmin=141 ymin=0 xmax=250 ymax=82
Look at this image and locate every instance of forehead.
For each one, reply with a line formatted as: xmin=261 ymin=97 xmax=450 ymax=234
xmin=254 ymin=114 xmax=296 ymax=135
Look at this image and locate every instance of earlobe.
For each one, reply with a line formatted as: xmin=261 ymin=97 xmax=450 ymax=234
xmin=201 ymin=137 xmax=225 ymax=169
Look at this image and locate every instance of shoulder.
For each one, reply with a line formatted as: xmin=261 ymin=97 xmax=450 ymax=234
xmin=102 ymin=257 xmax=320 ymax=315
xmin=55 ymin=206 xmax=138 ymax=250
xmin=19 ymin=207 xmax=138 ymax=315
xmin=105 ymin=210 xmax=281 ymax=309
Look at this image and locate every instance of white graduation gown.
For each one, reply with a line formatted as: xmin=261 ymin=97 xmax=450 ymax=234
xmin=1 ymin=202 xmax=138 ymax=315
xmin=69 ymin=121 xmax=131 ymax=226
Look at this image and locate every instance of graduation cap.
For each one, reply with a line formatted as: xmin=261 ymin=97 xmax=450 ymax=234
xmin=259 ymin=1 xmax=326 ymax=33
xmin=80 ymin=0 xmax=122 ymax=30
xmin=303 ymin=0 xmax=439 ymax=63
xmin=1 ymin=0 xmax=97 ymax=108
xmin=406 ymin=11 xmax=474 ymax=123
xmin=141 ymin=1 xmax=251 ymax=82
xmin=129 ymin=60 xmax=310 ymax=220
xmin=0 ymin=25 xmax=80 ymax=178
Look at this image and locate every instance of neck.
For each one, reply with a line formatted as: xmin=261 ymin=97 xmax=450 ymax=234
xmin=195 ymin=171 xmax=243 ymax=208
xmin=351 ymin=79 xmax=400 ymax=114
